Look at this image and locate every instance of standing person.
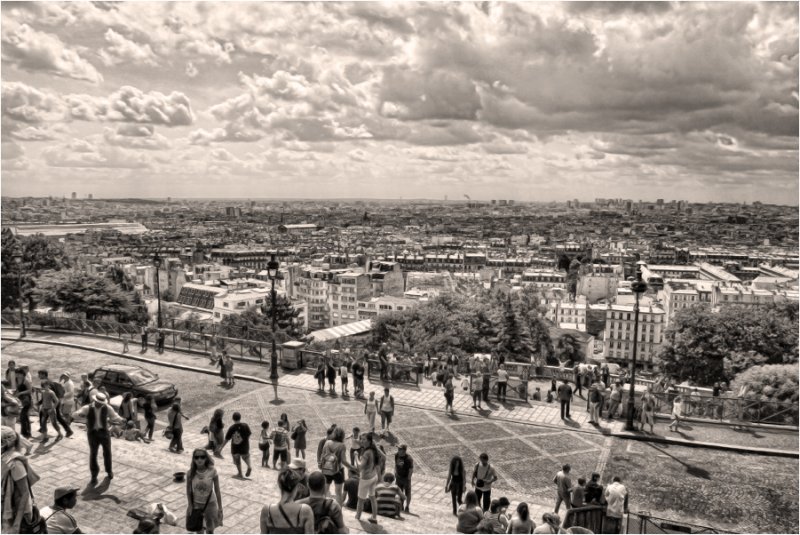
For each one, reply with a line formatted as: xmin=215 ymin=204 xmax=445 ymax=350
xmin=588 ymin=382 xmax=602 ymax=424
xmin=394 ymin=444 xmax=414 ymax=513
xmin=15 ymin=380 xmax=33 ymax=439
xmin=315 ymin=361 xmax=326 ymax=392
xmin=208 ymin=409 xmax=225 ymax=459
xmin=471 ymin=453 xmax=497 ymax=512
xmin=606 ymin=383 xmax=622 ymax=420
xmin=292 ymin=419 xmax=307 ymax=460
xmin=208 ymin=335 xmax=218 ymax=365
xmin=573 ymin=366 xmax=583 ymax=398
xmin=1 ymin=426 xmax=39 ymax=533
xmin=5 ymin=361 xmax=18 ymax=390
xmin=571 ymin=478 xmax=586 ymax=508
xmin=347 ymin=427 xmax=362 ymax=467
xmin=601 ymin=364 xmax=610 ymax=386
xmin=364 ymin=391 xmax=379 ymax=433
xmin=481 ymin=364 xmax=491 ymax=403
xmin=269 ymin=419 xmax=290 ymax=470
xmin=166 ymin=401 xmax=188 ymax=453
xmin=49 ymin=377 xmax=74 ymax=438
xmin=186 ymin=449 xmax=223 ymax=534
xmin=444 ymin=374 xmax=455 ymax=415
xmin=59 ymin=373 xmax=76 ymax=425
xmin=585 ymin=472 xmax=604 ymax=505
xmin=260 ymin=469 xmax=314 ymax=533
xmin=320 ymin=426 xmax=354 ymax=505
xmin=297 ymin=471 xmax=348 ymax=534
xmin=668 ymin=395 xmax=684 ymax=432
xmin=40 ymin=484 xmax=83 ymax=534
xmin=71 ymin=393 xmax=123 ymax=485
xmin=446 ymin=456 xmax=466 ymax=516
xmin=557 ymin=379 xmax=573 ymax=420
xmin=456 ymin=491 xmax=484 ymax=534
xmin=378 ymin=344 xmax=389 ymax=381
xmin=258 ymin=421 xmax=271 ymax=468
xmin=140 ymin=325 xmax=149 ymax=352
xmin=119 ymin=392 xmax=140 ymax=430
xmin=603 ymin=476 xmax=628 ymax=534
xmin=326 ymin=360 xmax=337 ymax=394
xmin=471 ymin=373 xmax=484 ymax=410
xmin=221 ymin=412 xmax=252 ymax=479
xmin=496 ymin=364 xmax=509 ymax=402
xmin=157 ymin=329 xmax=166 ymax=354
xmin=553 ymin=464 xmax=572 ymax=514
xmin=640 ymin=389 xmax=656 ymax=434
xmin=217 ymin=351 xmax=228 ymax=386
xmin=224 ymin=355 xmax=235 ymax=387
xmin=352 ymin=357 xmax=365 ymax=399
xmin=142 ymin=395 xmax=157 ymax=441
xmin=508 ymin=502 xmax=535 ymax=534
xmin=355 ymin=432 xmax=380 ymax=525
xmin=378 ymin=387 xmax=395 ymax=436
xmin=339 ymin=360 xmax=350 ymax=396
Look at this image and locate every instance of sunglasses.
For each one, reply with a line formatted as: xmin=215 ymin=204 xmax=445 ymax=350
xmin=193 ymin=455 xmax=207 ymax=460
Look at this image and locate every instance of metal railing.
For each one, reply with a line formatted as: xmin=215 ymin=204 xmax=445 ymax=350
xmin=626 ymin=511 xmax=730 ymax=534
xmin=467 ymin=372 xmax=528 ymax=402
xmin=367 ymin=358 xmax=419 ymax=385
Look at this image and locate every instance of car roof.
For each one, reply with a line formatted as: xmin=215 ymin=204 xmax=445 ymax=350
xmin=97 ymin=364 xmax=146 ymax=373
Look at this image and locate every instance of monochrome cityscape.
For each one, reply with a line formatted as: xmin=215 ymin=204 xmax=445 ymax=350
xmin=1 ymin=2 xmax=798 ymax=535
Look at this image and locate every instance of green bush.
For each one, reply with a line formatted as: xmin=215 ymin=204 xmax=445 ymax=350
xmin=732 ymin=364 xmax=799 ymax=404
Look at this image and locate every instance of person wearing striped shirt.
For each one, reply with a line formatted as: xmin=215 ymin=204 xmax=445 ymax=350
xmin=374 ymin=473 xmax=405 ymax=518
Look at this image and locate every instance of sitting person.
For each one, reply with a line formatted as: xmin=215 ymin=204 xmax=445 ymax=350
xmin=584 ymin=473 xmax=604 ymax=505
xmin=483 ymin=499 xmax=509 ymax=533
xmin=374 ymin=472 xmax=406 ymax=518
xmin=571 ymin=478 xmax=586 ymax=508
xmin=532 ymin=388 xmax=542 ymax=401
xmin=123 ymin=420 xmax=151 ymax=443
xmin=344 ymin=469 xmax=360 ymax=510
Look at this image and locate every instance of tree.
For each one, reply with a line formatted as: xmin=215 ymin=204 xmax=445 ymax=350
xmin=217 ymin=294 xmax=305 ymax=343
xmin=491 ymin=298 xmax=535 ymax=362
xmin=565 ymin=259 xmax=581 ymax=300
xmin=34 ymin=269 xmax=133 ymax=321
xmin=731 ymin=364 xmax=799 ymax=404
xmin=556 ymin=333 xmax=581 ymax=366
xmin=1 ymin=229 xmax=70 ymax=310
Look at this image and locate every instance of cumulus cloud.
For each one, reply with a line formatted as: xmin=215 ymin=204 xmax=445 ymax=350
xmin=104 ymin=125 xmax=170 ymax=150
xmin=1 ymin=21 xmax=102 ymax=83
xmin=2 ymin=82 xmax=66 ymax=124
xmin=99 ymin=28 xmax=158 ymax=67
xmin=43 ymin=138 xmax=151 ymax=168
xmin=65 ymin=86 xmax=194 ymax=126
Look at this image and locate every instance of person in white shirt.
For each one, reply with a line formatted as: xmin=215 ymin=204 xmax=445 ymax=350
xmin=59 ymin=373 xmax=76 ymax=423
xmin=496 ymin=364 xmax=510 ymax=402
xmin=40 ymin=485 xmax=83 ymax=534
xmin=339 ymin=361 xmax=350 ymax=396
xmin=603 ymin=476 xmax=628 ymax=534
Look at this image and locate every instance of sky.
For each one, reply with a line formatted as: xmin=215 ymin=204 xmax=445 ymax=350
xmin=1 ymin=1 xmax=798 ymax=203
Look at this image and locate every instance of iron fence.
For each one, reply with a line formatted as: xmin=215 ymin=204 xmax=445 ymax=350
xmin=626 ymin=511 xmax=730 ymax=534
xmin=366 ymin=358 xmax=419 ymax=385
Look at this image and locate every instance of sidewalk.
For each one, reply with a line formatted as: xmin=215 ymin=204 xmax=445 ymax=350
xmin=6 ymin=329 xmax=798 ymax=456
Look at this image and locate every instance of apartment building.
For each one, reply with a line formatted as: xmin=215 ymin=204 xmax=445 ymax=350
xmin=603 ymin=301 xmax=665 ymax=371
xmin=329 ymin=271 xmax=372 ymax=327
xmin=546 ymin=298 xmax=588 ymax=331
xmin=357 ymin=296 xmax=419 ymax=321
xmin=519 ymin=270 xmax=566 ymax=289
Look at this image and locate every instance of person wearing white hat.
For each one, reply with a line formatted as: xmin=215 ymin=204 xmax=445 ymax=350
xmin=39 ymin=485 xmax=82 ymax=534
xmin=72 ymin=393 xmax=124 ymax=485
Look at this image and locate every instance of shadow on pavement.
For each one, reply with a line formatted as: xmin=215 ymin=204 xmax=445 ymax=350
xmin=81 ymin=478 xmax=122 ymax=504
xmin=644 ymin=442 xmax=711 ymax=480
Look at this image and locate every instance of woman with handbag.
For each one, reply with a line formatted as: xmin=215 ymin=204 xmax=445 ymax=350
xmin=186 ymin=448 xmax=223 ymax=534
xmin=208 ymin=409 xmax=225 ymax=459
xmin=2 ymin=426 xmax=44 ymax=533
xmin=291 ymin=420 xmax=307 ymax=460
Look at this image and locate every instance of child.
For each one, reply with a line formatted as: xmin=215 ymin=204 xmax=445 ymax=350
xmin=123 ymin=420 xmax=151 ymax=443
xmin=259 ymin=420 xmax=271 ymax=467
xmin=347 ymin=426 xmax=362 ymax=466
xmin=546 ymin=390 xmax=554 ymax=403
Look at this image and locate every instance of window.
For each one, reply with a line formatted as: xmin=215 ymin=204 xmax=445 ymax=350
xmin=223 ymin=302 xmax=229 ymax=308
xmin=214 ymin=312 xmax=220 ymax=318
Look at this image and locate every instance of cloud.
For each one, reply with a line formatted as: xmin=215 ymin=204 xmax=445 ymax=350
xmin=379 ymin=67 xmax=481 ymax=121
xmin=188 ymin=123 xmax=263 ymax=145
xmin=1 ymin=21 xmax=102 ymax=83
xmin=1 ymin=140 xmax=24 ymax=160
xmin=185 ymin=61 xmax=199 ymax=78
xmin=43 ymin=138 xmax=151 ymax=168
xmin=99 ymin=28 xmax=158 ymax=66
xmin=2 ymin=82 xmax=66 ymax=124
xmin=65 ymin=86 xmax=194 ymax=126
xmin=103 ymin=125 xmax=170 ymax=150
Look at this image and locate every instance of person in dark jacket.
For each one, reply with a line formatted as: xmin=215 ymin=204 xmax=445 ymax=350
xmin=72 ymin=393 xmax=124 ymax=485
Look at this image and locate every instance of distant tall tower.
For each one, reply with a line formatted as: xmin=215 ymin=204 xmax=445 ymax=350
xmin=71 ymin=192 xmax=77 ymax=200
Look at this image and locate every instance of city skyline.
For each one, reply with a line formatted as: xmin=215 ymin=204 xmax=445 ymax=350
xmin=1 ymin=1 xmax=798 ymax=203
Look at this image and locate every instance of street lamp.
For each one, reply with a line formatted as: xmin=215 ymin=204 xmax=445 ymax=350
xmin=12 ymin=246 xmax=25 ymax=338
xmin=152 ymin=252 xmax=163 ymax=329
xmin=267 ymin=253 xmax=280 ymax=380
xmin=625 ymin=261 xmax=648 ymax=432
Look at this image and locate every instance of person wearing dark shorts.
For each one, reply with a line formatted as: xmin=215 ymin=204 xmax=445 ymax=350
xmin=394 ymin=444 xmax=414 ymax=512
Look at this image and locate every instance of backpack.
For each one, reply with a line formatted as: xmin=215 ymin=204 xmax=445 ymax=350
xmin=320 ymin=443 xmax=341 ymax=476
xmin=590 ymin=388 xmax=601 ymax=403
xmin=311 ymin=498 xmax=338 ymax=534
xmin=49 ymin=381 xmax=65 ymax=400
xmin=273 ymin=429 xmax=287 ymax=449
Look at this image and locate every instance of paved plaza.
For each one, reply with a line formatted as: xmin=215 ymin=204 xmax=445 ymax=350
xmin=2 ymin=335 xmax=798 ymax=533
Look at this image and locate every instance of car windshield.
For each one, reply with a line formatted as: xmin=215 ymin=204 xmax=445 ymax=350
xmin=126 ymin=369 xmax=157 ymax=385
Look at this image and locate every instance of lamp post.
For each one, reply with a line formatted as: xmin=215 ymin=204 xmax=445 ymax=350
xmin=12 ymin=246 xmax=26 ymax=338
xmin=625 ymin=261 xmax=648 ymax=432
xmin=267 ymin=253 xmax=280 ymax=380
xmin=152 ymin=252 xmax=163 ymax=329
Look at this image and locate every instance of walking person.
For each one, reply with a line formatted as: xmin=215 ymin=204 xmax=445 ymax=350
xmin=71 ymin=393 xmax=123 ymax=485
xmin=471 ymin=374 xmax=484 ymax=410
xmin=291 ymin=419 xmax=307 ymax=460
xmin=208 ymin=335 xmax=218 ymax=365
xmin=1 ymin=426 xmax=40 ymax=533
xmin=40 ymin=484 xmax=83 ymax=534
xmin=142 ymin=395 xmax=157 ymax=441
xmin=39 ymin=381 xmax=64 ymax=444
xmin=140 ymin=325 xmax=149 ymax=352
xmin=258 ymin=421 xmax=271 ymax=468
xmin=208 ymin=409 xmax=225 ymax=459
xmin=668 ymin=395 xmax=684 ymax=432
xmin=347 ymin=427 xmax=362 ymax=467
xmin=220 ymin=412 xmax=252 ymax=479
xmin=471 ymin=453 xmax=497 ymax=512
xmin=481 ymin=365 xmax=491 ymax=403
xmin=444 ymin=374 xmax=455 ymax=415
xmin=166 ymin=401 xmax=188 ymax=453
xmin=326 ymin=359 xmax=337 ymax=394
xmin=59 ymin=372 xmax=76 ymax=425
xmin=15 ymin=380 xmax=33 ymax=439
xmin=378 ymin=387 xmax=395 ymax=436
xmin=394 ymin=444 xmax=414 ymax=513
xmin=606 ymin=383 xmax=622 ymax=420
xmin=557 ymin=379 xmax=573 ymax=420
xmin=553 ymin=464 xmax=572 ymax=514
xmin=319 ymin=426 xmax=354 ymax=505
xmin=269 ymin=419 xmax=290 ymax=470
xmin=446 ymin=455 xmax=466 ymax=516
xmin=186 ymin=449 xmax=223 ymax=534
xmin=355 ymin=432 xmax=380 ymax=525
xmin=365 ymin=391 xmax=379 ymax=433
xmin=574 ymin=366 xmax=583 ymax=398
xmin=50 ymin=377 xmax=74 ymax=438
xmin=378 ymin=344 xmax=389 ymax=381
xmin=640 ymin=389 xmax=656 ymax=433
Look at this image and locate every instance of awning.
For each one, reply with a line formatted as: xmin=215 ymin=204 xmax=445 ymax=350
xmin=309 ymin=320 xmax=373 ymax=342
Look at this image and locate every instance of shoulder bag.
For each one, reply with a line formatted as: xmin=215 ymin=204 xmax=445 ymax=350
xmin=185 ymin=487 xmax=212 ymax=532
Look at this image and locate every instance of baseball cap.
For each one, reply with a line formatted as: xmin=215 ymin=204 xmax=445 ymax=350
xmin=288 ymin=458 xmax=306 ymax=470
xmin=54 ymin=485 xmax=80 ymax=501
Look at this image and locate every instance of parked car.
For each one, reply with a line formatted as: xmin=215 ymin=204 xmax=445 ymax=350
xmin=91 ymin=364 xmax=178 ymax=405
